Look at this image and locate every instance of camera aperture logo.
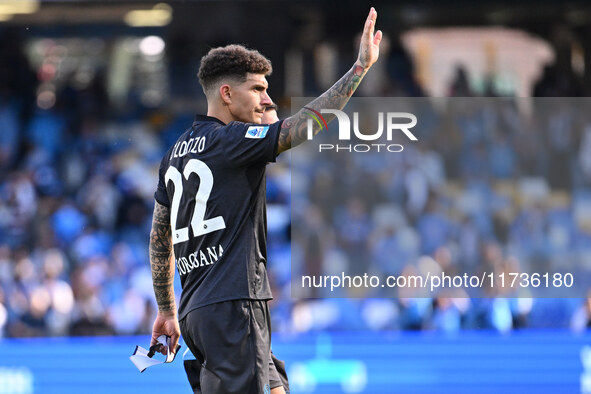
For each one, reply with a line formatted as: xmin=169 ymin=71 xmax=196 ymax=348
xmin=304 ymin=107 xmax=418 ymax=153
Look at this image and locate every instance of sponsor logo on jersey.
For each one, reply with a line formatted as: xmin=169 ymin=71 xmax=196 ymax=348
xmin=245 ymin=125 xmax=269 ymax=139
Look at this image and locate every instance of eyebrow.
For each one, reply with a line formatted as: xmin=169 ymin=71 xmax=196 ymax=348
xmin=247 ymin=77 xmax=268 ymax=89
xmin=265 ymin=104 xmax=278 ymax=111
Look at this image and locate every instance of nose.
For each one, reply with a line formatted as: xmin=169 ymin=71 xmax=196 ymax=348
xmin=261 ymin=91 xmax=272 ymax=106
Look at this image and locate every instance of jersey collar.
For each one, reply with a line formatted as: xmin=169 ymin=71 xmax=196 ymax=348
xmin=194 ymin=115 xmax=226 ymax=126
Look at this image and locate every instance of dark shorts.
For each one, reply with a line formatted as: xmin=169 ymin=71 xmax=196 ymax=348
xmin=184 ymin=351 xmax=289 ymax=393
xmin=270 ymin=352 xmax=290 ymax=393
xmin=180 ymin=299 xmax=286 ymax=394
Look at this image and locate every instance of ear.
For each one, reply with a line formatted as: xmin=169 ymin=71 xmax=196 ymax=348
xmin=219 ymin=84 xmax=232 ymax=105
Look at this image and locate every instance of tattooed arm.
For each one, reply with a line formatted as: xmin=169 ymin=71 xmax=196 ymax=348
xmin=149 ymin=201 xmax=180 ymax=354
xmin=277 ymin=7 xmax=383 ymax=154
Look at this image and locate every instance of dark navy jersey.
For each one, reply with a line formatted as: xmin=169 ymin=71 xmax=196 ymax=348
xmin=154 ymin=115 xmax=282 ymax=319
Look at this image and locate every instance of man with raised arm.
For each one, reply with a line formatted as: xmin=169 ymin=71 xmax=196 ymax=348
xmin=149 ymin=8 xmax=381 ymax=393
xmin=181 ymin=103 xmax=291 ymax=394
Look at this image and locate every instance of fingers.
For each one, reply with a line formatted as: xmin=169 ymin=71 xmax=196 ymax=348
xmin=151 ymin=335 xmax=175 ymax=355
xmin=150 ymin=333 xmax=159 ymax=347
xmin=167 ymin=325 xmax=180 ymax=355
xmin=358 ymin=7 xmax=380 ymax=69
xmin=169 ymin=332 xmax=180 ymax=354
xmin=374 ymin=30 xmax=383 ymax=46
xmin=167 ymin=319 xmax=181 ymax=354
xmin=364 ymin=7 xmax=377 ymax=39
xmin=163 ymin=322 xmax=180 ymax=355
xmin=150 ymin=334 xmax=167 ymax=355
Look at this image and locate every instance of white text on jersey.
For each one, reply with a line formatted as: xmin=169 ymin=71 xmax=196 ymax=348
xmin=176 ymin=243 xmax=224 ymax=276
xmin=171 ymin=136 xmax=207 ymax=160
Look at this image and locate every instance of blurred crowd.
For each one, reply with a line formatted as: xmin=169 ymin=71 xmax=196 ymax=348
xmin=1 ymin=31 xmax=591 ymax=339
xmin=284 ymin=97 xmax=591 ymax=333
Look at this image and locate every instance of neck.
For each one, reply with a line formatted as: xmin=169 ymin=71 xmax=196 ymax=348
xmin=207 ymin=101 xmax=233 ymax=124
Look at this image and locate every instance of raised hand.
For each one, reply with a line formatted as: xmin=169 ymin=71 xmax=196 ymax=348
xmin=276 ymin=7 xmax=383 ymax=154
xmin=357 ymin=7 xmax=382 ymax=70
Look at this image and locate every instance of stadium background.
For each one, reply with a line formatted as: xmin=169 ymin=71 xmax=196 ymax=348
xmin=1 ymin=0 xmax=591 ymax=392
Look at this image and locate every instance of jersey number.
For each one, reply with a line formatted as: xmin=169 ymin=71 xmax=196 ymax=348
xmin=165 ymin=159 xmax=226 ymax=245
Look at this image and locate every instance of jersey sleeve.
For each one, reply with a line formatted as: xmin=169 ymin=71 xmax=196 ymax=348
xmin=222 ymin=120 xmax=282 ymax=166
xmin=154 ymin=152 xmax=171 ymax=207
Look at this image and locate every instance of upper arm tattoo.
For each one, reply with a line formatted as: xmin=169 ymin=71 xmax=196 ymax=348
xmin=149 ymin=201 xmax=176 ymax=313
xmin=277 ymin=64 xmax=366 ymax=154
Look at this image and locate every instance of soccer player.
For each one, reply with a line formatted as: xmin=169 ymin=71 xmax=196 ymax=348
xmin=182 ymin=103 xmax=290 ymax=394
xmin=149 ymin=7 xmax=381 ymax=393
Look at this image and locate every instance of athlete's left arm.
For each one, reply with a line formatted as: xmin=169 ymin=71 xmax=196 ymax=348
xmin=149 ymin=201 xmax=180 ymax=355
xmin=276 ymin=7 xmax=382 ymax=154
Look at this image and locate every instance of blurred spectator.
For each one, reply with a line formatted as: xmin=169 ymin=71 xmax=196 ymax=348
xmin=571 ymin=291 xmax=591 ymax=332
xmin=449 ymin=65 xmax=474 ymax=97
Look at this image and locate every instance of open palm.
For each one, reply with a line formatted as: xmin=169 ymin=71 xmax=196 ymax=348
xmin=357 ymin=7 xmax=382 ymax=70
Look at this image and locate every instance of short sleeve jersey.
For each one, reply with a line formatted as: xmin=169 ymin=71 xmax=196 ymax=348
xmin=154 ymin=115 xmax=282 ymax=320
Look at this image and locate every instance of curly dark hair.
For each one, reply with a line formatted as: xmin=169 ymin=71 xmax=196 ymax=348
xmin=198 ymin=44 xmax=272 ymax=96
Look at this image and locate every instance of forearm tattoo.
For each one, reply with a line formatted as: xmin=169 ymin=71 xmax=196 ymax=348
xmin=149 ymin=201 xmax=176 ymax=313
xmin=278 ymin=64 xmax=366 ymax=153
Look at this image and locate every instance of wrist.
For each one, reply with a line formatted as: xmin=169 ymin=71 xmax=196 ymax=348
xmin=354 ymin=59 xmax=370 ymax=72
xmin=158 ymin=308 xmax=177 ymax=318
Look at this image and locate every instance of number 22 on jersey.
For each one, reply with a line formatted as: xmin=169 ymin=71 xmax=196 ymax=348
xmin=165 ymin=159 xmax=226 ymax=245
